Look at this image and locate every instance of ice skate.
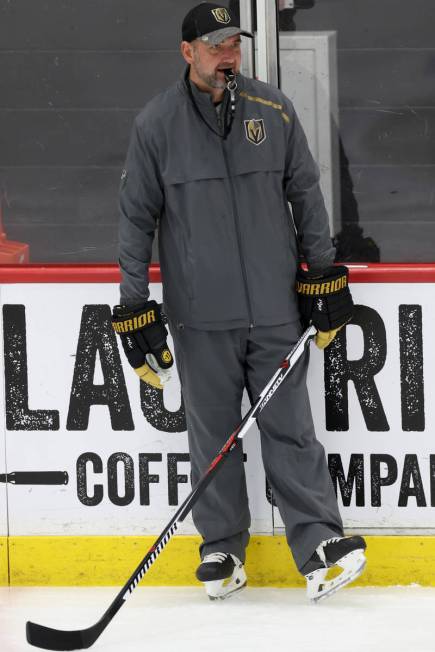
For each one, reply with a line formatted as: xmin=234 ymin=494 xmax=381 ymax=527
xmin=304 ymin=536 xmax=367 ymax=603
xmin=196 ymin=553 xmax=247 ymax=600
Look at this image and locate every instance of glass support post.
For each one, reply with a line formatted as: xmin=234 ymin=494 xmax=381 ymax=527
xmin=255 ymin=0 xmax=280 ymax=87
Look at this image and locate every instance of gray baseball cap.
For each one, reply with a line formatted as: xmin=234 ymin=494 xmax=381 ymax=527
xmin=182 ymin=3 xmax=253 ymax=46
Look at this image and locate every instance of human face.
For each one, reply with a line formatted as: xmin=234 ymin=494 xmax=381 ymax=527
xmin=181 ymin=35 xmax=242 ymax=99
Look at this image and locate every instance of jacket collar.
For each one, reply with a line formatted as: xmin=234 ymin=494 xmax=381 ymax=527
xmin=179 ymin=65 xmax=243 ymax=138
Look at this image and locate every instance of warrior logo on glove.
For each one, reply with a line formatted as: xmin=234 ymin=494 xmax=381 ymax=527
xmin=112 ymin=300 xmax=174 ymax=389
xmin=296 ymin=266 xmax=353 ymax=349
xmin=296 ymin=272 xmax=348 ymax=296
xmin=161 ymin=349 xmax=173 ymax=364
xmin=112 ymin=307 xmax=157 ymax=333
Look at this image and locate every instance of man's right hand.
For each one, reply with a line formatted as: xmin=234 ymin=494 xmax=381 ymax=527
xmin=295 ymin=265 xmax=353 ymax=349
xmin=112 ymin=301 xmax=174 ymax=389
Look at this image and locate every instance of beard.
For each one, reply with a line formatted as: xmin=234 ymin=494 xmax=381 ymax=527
xmin=194 ymin=67 xmax=226 ymax=90
xmin=192 ymin=52 xmax=231 ymax=90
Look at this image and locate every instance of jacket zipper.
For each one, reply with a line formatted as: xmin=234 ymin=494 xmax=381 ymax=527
xmin=221 ymin=140 xmax=254 ymax=328
xmin=188 ymin=77 xmax=254 ymax=327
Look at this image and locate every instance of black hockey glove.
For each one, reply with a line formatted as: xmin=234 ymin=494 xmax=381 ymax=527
xmin=295 ymin=265 xmax=353 ymax=349
xmin=112 ymin=300 xmax=173 ymax=389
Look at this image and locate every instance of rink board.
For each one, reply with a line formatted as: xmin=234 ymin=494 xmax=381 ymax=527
xmin=1 ymin=264 xmax=435 ymax=585
xmin=0 ymin=537 xmax=7 ymax=584
xmin=7 ymin=534 xmax=435 ymax=587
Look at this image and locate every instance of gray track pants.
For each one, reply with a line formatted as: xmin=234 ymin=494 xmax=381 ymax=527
xmin=170 ymin=321 xmax=343 ymax=573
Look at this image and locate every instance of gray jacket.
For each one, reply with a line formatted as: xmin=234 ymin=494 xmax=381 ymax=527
xmin=119 ymin=72 xmax=335 ymax=329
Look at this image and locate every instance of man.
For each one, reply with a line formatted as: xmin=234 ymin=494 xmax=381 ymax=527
xmin=112 ymin=2 xmax=366 ymax=602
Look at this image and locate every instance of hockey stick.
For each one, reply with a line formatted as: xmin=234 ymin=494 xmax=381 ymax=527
xmin=26 ymin=324 xmax=316 ymax=651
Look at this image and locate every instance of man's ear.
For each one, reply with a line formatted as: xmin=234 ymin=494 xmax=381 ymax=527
xmin=181 ymin=41 xmax=195 ymax=65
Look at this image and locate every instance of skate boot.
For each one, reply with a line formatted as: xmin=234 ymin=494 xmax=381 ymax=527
xmin=196 ymin=552 xmax=247 ymax=600
xmin=303 ymin=536 xmax=367 ymax=603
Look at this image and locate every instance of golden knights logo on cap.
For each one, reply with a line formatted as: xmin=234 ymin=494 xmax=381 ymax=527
xmin=211 ymin=7 xmax=231 ymax=24
xmin=244 ymin=118 xmax=266 ymax=145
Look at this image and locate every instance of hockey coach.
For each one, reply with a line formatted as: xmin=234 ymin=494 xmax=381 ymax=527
xmin=112 ymin=2 xmax=367 ymax=602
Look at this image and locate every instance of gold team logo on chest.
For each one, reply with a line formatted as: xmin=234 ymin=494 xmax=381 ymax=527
xmin=244 ymin=118 xmax=266 ymax=145
xmin=211 ymin=7 xmax=231 ymax=24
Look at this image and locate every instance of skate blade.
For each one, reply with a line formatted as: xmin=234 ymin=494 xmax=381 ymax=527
xmin=208 ymin=580 xmax=247 ymax=601
xmin=308 ymin=550 xmax=366 ymax=604
xmin=205 ymin=564 xmax=248 ymax=601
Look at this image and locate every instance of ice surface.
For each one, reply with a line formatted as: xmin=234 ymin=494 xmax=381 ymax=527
xmin=0 ymin=585 xmax=433 ymax=652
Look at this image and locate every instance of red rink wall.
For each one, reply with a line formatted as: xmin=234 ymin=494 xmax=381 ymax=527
xmin=1 ymin=262 xmax=435 ymax=283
